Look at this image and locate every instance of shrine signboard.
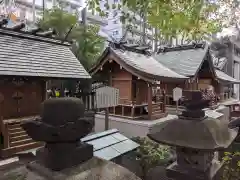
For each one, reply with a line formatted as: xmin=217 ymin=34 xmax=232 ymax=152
xmin=173 ymin=87 xmax=182 ymax=101
xmin=96 ymin=86 xmax=119 ymax=108
xmin=173 ymin=87 xmax=183 ymax=113
xmin=95 ymin=86 xmax=119 ymax=130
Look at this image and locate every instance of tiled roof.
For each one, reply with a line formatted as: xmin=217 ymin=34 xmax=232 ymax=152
xmin=111 ymin=48 xmax=188 ymax=81
xmin=82 ymin=129 xmax=139 ymax=161
xmin=0 ymin=28 xmax=90 ymax=79
xmin=215 ymin=69 xmax=240 ymax=84
xmin=154 ymin=45 xmax=209 ymax=77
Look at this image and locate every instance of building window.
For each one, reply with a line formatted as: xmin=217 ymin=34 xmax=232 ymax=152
xmin=112 ymin=30 xmax=119 ymax=35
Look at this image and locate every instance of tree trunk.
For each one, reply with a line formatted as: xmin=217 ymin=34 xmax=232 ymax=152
xmin=32 ymin=0 xmax=36 ymax=22
xmin=142 ymin=14 xmax=146 ymax=45
xmin=153 ymin=28 xmax=158 ymax=52
xmin=42 ymin=0 xmax=45 ymax=19
xmin=81 ymin=7 xmax=87 ymax=59
xmin=52 ymin=0 xmax=57 ymax=7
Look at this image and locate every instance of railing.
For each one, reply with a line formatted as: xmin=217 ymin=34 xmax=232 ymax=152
xmin=75 ymin=92 xmax=96 ymax=111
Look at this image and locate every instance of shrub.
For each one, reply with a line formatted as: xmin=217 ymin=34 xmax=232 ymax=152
xmin=222 ymin=151 xmax=240 ymax=180
xmin=132 ymin=137 xmax=174 ymax=178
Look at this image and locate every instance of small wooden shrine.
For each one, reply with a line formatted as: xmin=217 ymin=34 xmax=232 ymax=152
xmin=0 ymin=20 xmax=90 ymax=157
xmin=154 ymin=43 xmax=240 ymax=107
xmin=90 ymin=42 xmax=188 ymax=120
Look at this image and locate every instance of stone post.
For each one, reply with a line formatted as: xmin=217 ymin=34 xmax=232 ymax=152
xmin=148 ymin=91 xmax=238 ymax=180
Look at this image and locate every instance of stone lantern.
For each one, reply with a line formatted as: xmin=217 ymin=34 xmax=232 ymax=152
xmin=148 ymin=91 xmax=238 ymax=180
xmin=8 ymin=97 xmax=142 ymax=180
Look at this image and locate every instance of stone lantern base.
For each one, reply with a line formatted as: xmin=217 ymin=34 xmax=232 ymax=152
xmin=166 ymin=160 xmax=223 ymax=180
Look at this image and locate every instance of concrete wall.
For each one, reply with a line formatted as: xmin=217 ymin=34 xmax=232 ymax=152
xmin=94 ymin=114 xmax=177 ymax=138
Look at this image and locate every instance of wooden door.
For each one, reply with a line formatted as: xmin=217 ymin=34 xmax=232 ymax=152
xmin=0 ymin=83 xmax=17 ymax=119
xmin=0 ymin=80 xmax=43 ymax=119
xmin=17 ymin=81 xmax=43 ymax=117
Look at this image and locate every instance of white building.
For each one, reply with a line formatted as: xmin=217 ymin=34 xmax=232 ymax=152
xmin=98 ymin=0 xmax=156 ymax=46
xmin=0 ymin=0 xmax=108 ymax=27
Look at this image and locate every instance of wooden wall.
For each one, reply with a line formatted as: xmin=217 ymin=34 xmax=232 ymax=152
xmin=110 ymin=63 xmax=133 ymax=104
xmin=106 ymin=62 xmax=149 ymax=105
xmin=0 ymin=80 xmax=44 ymax=119
xmin=135 ymin=80 xmax=148 ymax=104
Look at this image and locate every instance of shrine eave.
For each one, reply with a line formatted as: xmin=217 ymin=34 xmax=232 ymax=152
xmin=90 ymin=47 xmax=188 ymax=83
xmin=215 ymin=69 xmax=240 ymax=84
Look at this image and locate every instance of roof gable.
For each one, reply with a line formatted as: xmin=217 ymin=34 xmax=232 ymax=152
xmin=90 ymin=44 xmax=188 ymax=82
xmin=0 ymin=26 xmax=90 ymax=79
xmin=154 ymin=43 xmax=214 ymax=77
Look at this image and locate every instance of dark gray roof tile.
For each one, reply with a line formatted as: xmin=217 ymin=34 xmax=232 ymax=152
xmin=215 ymin=69 xmax=240 ymax=84
xmin=111 ymin=48 xmax=188 ymax=80
xmin=0 ymin=29 xmax=91 ymax=79
xmin=154 ymin=47 xmax=208 ymax=77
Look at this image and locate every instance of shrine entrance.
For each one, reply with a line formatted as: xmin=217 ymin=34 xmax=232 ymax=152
xmin=0 ymin=78 xmax=45 ymax=157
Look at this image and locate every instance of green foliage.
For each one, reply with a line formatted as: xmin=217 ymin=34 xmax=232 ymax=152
xmin=38 ymin=8 xmax=78 ymax=39
xmin=222 ymin=151 xmax=240 ymax=180
xmin=38 ymin=8 xmax=105 ymax=70
xmin=86 ymin=0 xmax=235 ymax=42
xmin=132 ymin=137 xmax=172 ymax=177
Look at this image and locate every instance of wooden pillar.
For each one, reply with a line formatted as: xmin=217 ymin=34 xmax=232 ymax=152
xmin=162 ymin=89 xmax=166 ymax=113
xmin=44 ymin=80 xmax=48 ymax=100
xmin=148 ymin=83 xmax=152 ymax=120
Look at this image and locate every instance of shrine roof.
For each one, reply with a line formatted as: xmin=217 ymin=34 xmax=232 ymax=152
xmin=90 ymin=44 xmax=188 ymax=82
xmin=154 ymin=43 xmax=215 ymax=77
xmin=215 ymin=69 xmax=240 ymax=84
xmin=0 ymin=26 xmax=90 ymax=79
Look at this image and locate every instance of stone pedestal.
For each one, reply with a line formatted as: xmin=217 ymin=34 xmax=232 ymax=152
xmin=25 ymin=157 xmax=141 ymax=180
xmin=1 ymin=157 xmax=142 ymax=180
xmin=166 ymin=160 xmax=222 ymax=180
xmin=36 ymin=142 xmax=93 ymax=171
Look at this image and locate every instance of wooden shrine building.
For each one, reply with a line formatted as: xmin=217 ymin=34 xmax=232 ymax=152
xmin=154 ymin=43 xmax=240 ymax=106
xmin=90 ymin=42 xmax=188 ymax=120
xmin=0 ymin=20 xmax=90 ymax=157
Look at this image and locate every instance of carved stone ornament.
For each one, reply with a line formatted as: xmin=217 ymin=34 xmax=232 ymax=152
xmin=21 ymin=97 xmax=95 ymax=171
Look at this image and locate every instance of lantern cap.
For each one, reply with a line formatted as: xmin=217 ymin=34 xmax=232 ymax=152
xmin=148 ymin=91 xmax=238 ymax=150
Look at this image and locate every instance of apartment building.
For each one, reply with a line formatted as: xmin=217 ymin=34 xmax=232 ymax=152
xmin=211 ymin=35 xmax=240 ymax=100
xmin=0 ymin=0 xmax=107 ymax=26
xmin=99 ymin=0 xmax=156 ymax=46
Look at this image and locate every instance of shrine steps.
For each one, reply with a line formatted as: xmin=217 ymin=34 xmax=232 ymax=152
xmin=151 ymin=103 xmax=167 ymax=120
xmin=0 ymin=142 xmax=43 ymax=158
xmin=0 ymin=120 xmax=43 ymax=158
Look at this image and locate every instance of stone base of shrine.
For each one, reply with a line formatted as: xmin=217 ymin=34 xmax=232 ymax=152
xmin=94 ymin=114 xmax=178 ymax=138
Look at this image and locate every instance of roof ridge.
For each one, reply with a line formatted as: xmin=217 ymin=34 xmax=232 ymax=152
xmin=109 ymin=41 xmax=152 ymax=56
xmin=157 ymin=43 xmax=206 ymax=54
xmin=0 ymin=19 xmax=70 ymax=46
